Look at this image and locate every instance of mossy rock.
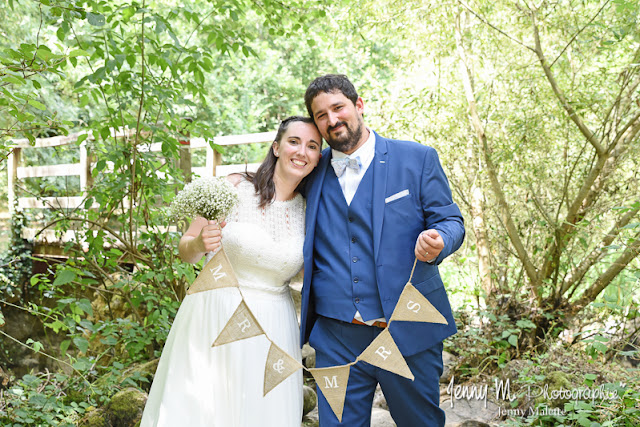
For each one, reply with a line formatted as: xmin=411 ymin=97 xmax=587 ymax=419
xmin=105 ymin=387 xmax=147 ymax=427
xmin=79 ymin=408 xmax=109 ymax=427
xmin=534 ymin=370 xmax=573 ymax=407
xmin=545 ymin=371 xmax=572 ymax=389
xmin=303 ymin=385 xmax=317 ymax=416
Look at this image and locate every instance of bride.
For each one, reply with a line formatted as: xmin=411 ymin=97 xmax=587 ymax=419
xmin=141 ymin=116 xmax=321 ymax=426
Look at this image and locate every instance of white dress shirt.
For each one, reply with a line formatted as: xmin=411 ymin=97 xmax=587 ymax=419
xmin=331 ymin=128 xmax=376 ymax=206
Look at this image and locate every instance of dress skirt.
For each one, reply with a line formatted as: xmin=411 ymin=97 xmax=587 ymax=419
xmin=140 ymin=285 xmax=303 ymax=427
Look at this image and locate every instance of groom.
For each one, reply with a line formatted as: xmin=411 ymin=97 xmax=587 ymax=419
xmin=300 ymin=74 xmax=465 ymax=426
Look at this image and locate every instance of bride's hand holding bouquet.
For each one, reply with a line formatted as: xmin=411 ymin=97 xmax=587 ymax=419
xmin=171 ymin=177 xmax=239 ymax=263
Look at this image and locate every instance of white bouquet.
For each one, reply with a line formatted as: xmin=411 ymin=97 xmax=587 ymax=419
xmin=170 ymin=177 xmax=239 ymax=221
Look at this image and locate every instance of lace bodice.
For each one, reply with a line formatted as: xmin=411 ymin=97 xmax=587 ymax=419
xmin=207 ymin=179 xmax=305 ymax=291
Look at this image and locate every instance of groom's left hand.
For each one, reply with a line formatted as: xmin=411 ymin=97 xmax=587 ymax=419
xmin=415 ymin=229 xmax=444 ymax=263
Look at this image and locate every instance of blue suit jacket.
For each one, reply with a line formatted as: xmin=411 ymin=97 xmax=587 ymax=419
xmin=300 ymin=132 xmax=465 ymax=356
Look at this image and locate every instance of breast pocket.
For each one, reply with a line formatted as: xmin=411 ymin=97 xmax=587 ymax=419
xmin=385 ymin=189 xmax=410 ymax=205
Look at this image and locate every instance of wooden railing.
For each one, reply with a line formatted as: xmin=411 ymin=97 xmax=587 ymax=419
xmin=6 ymin=128 xmax=275 ymax=247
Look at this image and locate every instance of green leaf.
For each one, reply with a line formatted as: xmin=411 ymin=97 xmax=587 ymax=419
xmin=56 ymin=26 xmax=66 ymax=42
xmin=516 ymin=319 xmax=536 ymax=330
xmin=76 ymin=299 xmax=94 ymax=316
xmin=36 ymin=46 xmax=58 ymax=61
xmin=126 ymin=54 xmax=136 ymax=68
xmin=69 ymin=49 xmax=89 ymax=57
xmin=0 ymin=308 xmax=4 ymax=327
xmin=53 ymin=270 xmax=76 ymax=286
xmin=26 ymin=338 xmax=44 ymax=352
xmin=28 ymin=99 xmax=46 ymax=110
xmin=3 ymin=75 xmax=26 ymax=85
xmin=87 ymin=12 xmax=105 ymax=27
xmin=508 ymin=335 xmax=518 ymax=347
xmin=77 ymin=133 xmax=89 ymax=144
xmin=592 ymin=342 xmax=608 ymax=354
xmin=73 ymin=337 xmax=89 ymax=354
xmin=593 ymin=335 xmax=610 ymax=342
xmin=122 ymin=6 xmax=136 ymax=21
xmin=46 ymin=320 xmax=66 ymax=333
xmin=60 ymin=340 xmax=71 ymax=356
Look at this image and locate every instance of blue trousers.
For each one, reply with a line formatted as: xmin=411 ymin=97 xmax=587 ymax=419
xmin=309 ymin=316 xmax=445 ymax=427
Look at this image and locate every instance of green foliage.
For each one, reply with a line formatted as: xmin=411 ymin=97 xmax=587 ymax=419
xmin=0 ymin=0 xmax=338 ymax=424
xmin=504 ymin=362 xmax=640 ymax=426
xmin=1 ymin=0 xmax=638 ymax=424
xmin=0 ymin=373 xmax=85 ymax=426
xmin=0 ymin=206 xmax=33 ymax=301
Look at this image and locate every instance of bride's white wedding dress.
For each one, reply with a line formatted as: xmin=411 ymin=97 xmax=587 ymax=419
xmin=141 ymin=180 xmax=305 ymax=426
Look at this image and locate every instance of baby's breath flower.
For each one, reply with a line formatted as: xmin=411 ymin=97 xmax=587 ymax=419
xmin=170 ymin=177 xmax=239 ymax=221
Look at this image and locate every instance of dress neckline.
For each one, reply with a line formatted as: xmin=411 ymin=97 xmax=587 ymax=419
xmin=271 ymin=192 xmax=302 ymax=205
xmin=238 ymin=179 xmax=302 ymax=207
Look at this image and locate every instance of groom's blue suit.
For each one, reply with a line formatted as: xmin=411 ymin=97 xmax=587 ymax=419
xmin=300 ymin=131 xmax=465 ymax=426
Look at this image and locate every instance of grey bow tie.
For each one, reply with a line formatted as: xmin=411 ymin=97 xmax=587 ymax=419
xmin=331 ymin=157 xmax=361 ymax=177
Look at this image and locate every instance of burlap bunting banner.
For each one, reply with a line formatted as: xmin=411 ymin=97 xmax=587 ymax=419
xmin=212 ymin=300 xmax=264 ymax=347
xmin=389 ymin=283 xmax=448 ymax=325
xmin=357 ymin=328 xmax=414 ymax=380
xmin=187 ymin=247 xmax=239 ymax=295
xmin=308 ymin=364 xmax=352 ymax=422
xmin=263 ymin=342 xmax=303 ymax=396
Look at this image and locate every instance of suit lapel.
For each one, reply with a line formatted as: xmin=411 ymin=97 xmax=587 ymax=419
xmin=303 ymin=147 xmax=332 ymax=263
xmin=372 ymin=132 xmax=388 ymax=262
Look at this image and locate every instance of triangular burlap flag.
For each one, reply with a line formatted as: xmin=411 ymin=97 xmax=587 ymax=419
xmin=212 ymin=300 xmax=264 ymax=347
xmin=263 ymin=342 xmax=303 ymax=396
xmin=308 ymin=364 xmax=351 ymax=422
xmin=389 ymin=283 xmax=448 ymax=324
xmin=357 ymin=329 xmax=414 ymax=380
xmin=187 ymin=247 xmax=239 ymax=295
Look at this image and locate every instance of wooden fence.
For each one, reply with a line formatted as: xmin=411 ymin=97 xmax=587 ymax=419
xmin=6 ymin=128 xmax=275 ymax=251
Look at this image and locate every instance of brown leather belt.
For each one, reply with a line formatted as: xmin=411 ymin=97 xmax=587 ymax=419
xmin=351 ymin=318 xmax=388 ymax=328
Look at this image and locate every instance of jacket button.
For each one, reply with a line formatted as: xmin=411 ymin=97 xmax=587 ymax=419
xmin=352 ymin=257 xmax=358 ymax=263
xmin=355 ymin=298 xmax=360 ymax=303
xmin=351 ymin=237 xmax=356 ymax=243
xmin=348 ymin=217 xmax=354 ymax=222
xmin=353 ymin=277 xmax=359 ymax=283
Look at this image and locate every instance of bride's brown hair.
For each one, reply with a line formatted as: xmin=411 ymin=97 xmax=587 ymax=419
xmin=244 ymin=116 xmax=316 ymax=208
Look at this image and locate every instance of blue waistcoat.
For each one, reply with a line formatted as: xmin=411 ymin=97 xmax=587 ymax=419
xmin=311 ymin=162 xmax=384 ymax=322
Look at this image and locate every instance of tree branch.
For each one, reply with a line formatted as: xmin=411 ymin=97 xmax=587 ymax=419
xmin=572 ymin=231 xmax=640 ymax=313
xmin=610 ymin=111 xmax=640 ymax=152
xmin=455 ymin=13 xmax=541 ymax=300
xmin=531 ymin=14 xmax=605 ymax=157
xmin=560 ymin=203 xmax=640 ymax=296
xmin=549 ymin=1 xmax=611 ymax=68
xmin=131 ymin=2 xmax=146 ymax=247
xmin=457 ymin=0 xmax=536 ymax=53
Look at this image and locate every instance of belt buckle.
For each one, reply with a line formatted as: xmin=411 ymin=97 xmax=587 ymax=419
xmin=351 ymin=318 xmax=387 ymax=329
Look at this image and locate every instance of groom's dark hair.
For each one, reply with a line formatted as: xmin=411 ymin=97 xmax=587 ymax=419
xmin=304 ymin=74 xmax=359 ymax=119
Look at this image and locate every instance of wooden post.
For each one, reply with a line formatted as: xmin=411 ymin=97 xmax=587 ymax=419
xmin=212 ymin=149 xmax=222 ymax=176
xmin=7 ymin=147 xmax=21 ymax=213
xmin=80 ymin=141 xmax=93 ymax=195
xmin=206 ymin=143 xmax=222 ymax=176
xmin=178 ymin=131 xmax=192 ymax=183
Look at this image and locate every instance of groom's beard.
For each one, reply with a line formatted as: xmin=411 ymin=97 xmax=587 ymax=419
xmin=325 ymin=119 xmax=364 ymax=153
